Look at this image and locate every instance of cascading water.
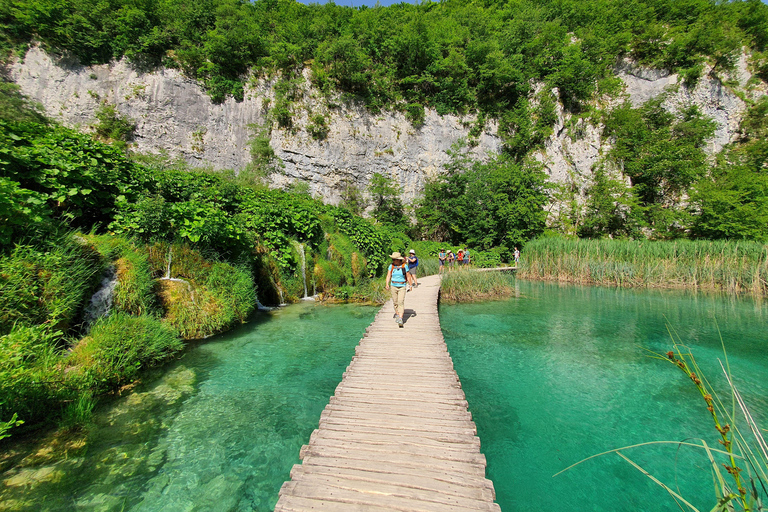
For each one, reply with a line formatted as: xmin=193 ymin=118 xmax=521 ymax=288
xmin=83 ymin=265 xmax=118 ymax=326
xmin=292 ymin=240 xmax=311 ymax=300
xmin=160 ymin=245 xmax=195 ymax=303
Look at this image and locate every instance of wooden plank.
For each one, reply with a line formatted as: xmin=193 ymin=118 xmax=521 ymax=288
xmin=274 ymin=274 xmax=500 ymax=512
xmin=289 ymin=464 xmax=495 ymax=501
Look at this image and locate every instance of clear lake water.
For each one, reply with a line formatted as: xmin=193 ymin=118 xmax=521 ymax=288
xmin=440 ymin=279 xmax=768 ymax=512
xmin=2 ymin=281 xmax=767 ymax=512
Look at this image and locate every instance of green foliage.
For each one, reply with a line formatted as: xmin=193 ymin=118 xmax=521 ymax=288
xmin=0 ymin=81 xmax=47 ymax=124
xmin=0 ymin=120 xmax=150 ymax=240
xmin=92 ymin=102 xmax=136 ymax=145
xmin=307 ymin=112 xmax=330 ymax=140
xmin=603 ymin=99 xmax=716 ymax=236
xmin=688 ymin=98 xmax=768 ymax=242
xmin=404 ymin=103 xmax=425 ymax=128
xmin=0 ymin=413 xmax=23 ymax=441
xmin=368 ymin=172 xmax=407 ymax=230
xmin=0 ymin=234 xmax=102 ymax=336
xmin=416 ymin=140 xmax=549 ymax=252
xmin=578 ymin=166 xmax=644 ymax=239
xmin=338 ymin=179 xmax=368 ymax=216
xmin=329 ymin=208 xmax=390 ymax=274
xmin=0 ymin=324 xmax=71 ymax=426
xmin=5 ymin=0 xmax=764 ymax=112
xmin=68 ymin=313 xmax=182 ymax=390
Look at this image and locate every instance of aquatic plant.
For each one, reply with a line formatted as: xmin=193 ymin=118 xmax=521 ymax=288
xmin=440 ymin=269 xmax=515 ymax=303
xmin=518 ymin=237 xmax=768 ymax=296
xmin=653 ymin=333 xmax=768 ymax=511
xmin=556 ymin=329 xmax=768 ymax=511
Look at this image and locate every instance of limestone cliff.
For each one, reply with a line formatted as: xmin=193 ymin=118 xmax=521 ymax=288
xmin=10 ymin=47 xmax=765 ymax=206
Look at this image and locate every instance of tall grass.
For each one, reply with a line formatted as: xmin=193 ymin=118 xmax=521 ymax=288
xmin=440 ymin=269 xmax=516 ymax=303
xmin=0 ymin=234 xmax=103 ymax=335
xmin=519 ymin=238 xmax=768 ymax=296
xmin=86 ymin=235 xmax=158 ymax=316
xmin=67 ymin=313 xmax=183 ymax=391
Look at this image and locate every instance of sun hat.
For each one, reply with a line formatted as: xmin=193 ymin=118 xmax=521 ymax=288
xmin=390 ymin=252 xmax=404 ymax=260
xmin=409 ymin=249 xmax=415 ymax=254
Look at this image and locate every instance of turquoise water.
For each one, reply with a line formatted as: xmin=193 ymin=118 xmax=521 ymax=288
xmin=0 ymin=302 xmax=377 ymax=512
xmin=440 ymin=280 xmax=768 ymax=512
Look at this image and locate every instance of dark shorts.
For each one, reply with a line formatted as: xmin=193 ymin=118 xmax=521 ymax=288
xmin=408 ymin=267 xmax=417 ymax=275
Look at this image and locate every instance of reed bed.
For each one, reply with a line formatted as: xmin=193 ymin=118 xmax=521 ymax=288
xmin=518 ymin=238 xmax=768 ymax=296
xmin=440 ymin=268 xmax=515 ymax=303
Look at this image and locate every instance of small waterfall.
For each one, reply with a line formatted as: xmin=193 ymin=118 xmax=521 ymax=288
xmin=159 ymin=245 xmax=195 ymax=303
xmin=165 ymin=246 xmax=172 ymax=279
xmin=84 ymin=266 xmax=118 ymax=327
xmin=292 ymin=241 xmax=309 ymax=299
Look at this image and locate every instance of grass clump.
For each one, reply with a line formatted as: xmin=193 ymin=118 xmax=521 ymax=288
xmin=0 ymin=325 xmax=71 ymax=427
xmin=148 ymin=243 xmax=256 ymax=339
xmin=440 ymin=269 xmax=515 ymax=304
xmin=67 ymin=313 xmax=182 ymax=391
xmin=0 ymin=234 xmax=103 ymax=335
xmin=519 ymin=237 xmax=768 ymax=296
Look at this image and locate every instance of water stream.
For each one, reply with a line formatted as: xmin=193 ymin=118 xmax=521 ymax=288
xmin=440 ymin=280 xmax=768 ymax=512
xmin=82 ymin=265 xmax=118 ymax=326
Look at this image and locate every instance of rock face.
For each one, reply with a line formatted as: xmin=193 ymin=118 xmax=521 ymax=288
xmin=10 ymin=46 xmax=763 ymax=205
xmin=10 ymin=47 xmax=500 ymax=204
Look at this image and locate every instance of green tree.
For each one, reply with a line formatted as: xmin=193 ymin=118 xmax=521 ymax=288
xmin=368 ymin=172 xmax=407 ymax=230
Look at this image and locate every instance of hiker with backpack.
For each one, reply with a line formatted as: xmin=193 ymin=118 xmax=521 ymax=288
xmin=385 ymin=252 xmax=413 ymax=327
xmin=406 ymin=249 xmax=419 ymax=287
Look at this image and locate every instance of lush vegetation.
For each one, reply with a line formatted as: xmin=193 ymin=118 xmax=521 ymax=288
xmin=518 ymin=237 xmax=768 ymax=295
xmin=2 ymin=0 xmax=768 ymax=440
xmin=440 ymin=269 xmax=516 ymax=303
xmin=0 ymin=82 xmax=434 ymax=436
xmin=2 ymin=0 xmax=766 ymax=112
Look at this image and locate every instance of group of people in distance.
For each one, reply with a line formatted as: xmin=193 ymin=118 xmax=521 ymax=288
xmin=385 ymin=247 xmax=471 ymax=328
xmin=437 ymin=247 xmax=470 ymax=274
xmin=385 ymin=245 xmax=521 ymax=328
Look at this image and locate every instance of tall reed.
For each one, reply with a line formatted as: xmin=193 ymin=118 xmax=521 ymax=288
xmin=440 ymin=269 xmax=515 ymax=303
xmin=518 ymin=238 xmax=768 ymax=296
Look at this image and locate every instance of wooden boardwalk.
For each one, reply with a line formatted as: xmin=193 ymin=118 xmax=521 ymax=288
xmin=274 ymin=274 xmax=501 ymax=512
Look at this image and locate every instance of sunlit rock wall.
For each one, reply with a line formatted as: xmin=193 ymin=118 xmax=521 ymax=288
xmin=10 ymin=47 xmax=763 ymax=206
xmin=9 ymin=47 xmax=501 ymax=204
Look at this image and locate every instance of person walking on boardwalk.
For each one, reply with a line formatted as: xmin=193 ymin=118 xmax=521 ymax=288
xmin=447 ymin=250 xmax=455 ymax=270
xmin=514 ymin=246 xmax=520 ymax=266
xmin=463 ymin=247 xmax=470 ymax=266
xmin=385 ymin=252 xmax=413 ymax=327
xmin=456 ymin=248 xmax=464 ymax=267
xmin=407 ymin=249 xmax=419 ymax=287
xmin=438 ymin=248 xmax=446 ymax=274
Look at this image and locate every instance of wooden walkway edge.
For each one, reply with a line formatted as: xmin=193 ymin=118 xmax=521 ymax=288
xmin=274 ymin=274 xmax=501 ymax=512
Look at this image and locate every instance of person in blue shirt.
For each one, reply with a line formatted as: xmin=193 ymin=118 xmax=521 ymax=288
xmin=406 ymin=249 xmax=419 ymax=287
xmin=385 ymin=252 xmax=413 ymax=327
xmin=438 ymin=249 xmax=446 ymax=274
